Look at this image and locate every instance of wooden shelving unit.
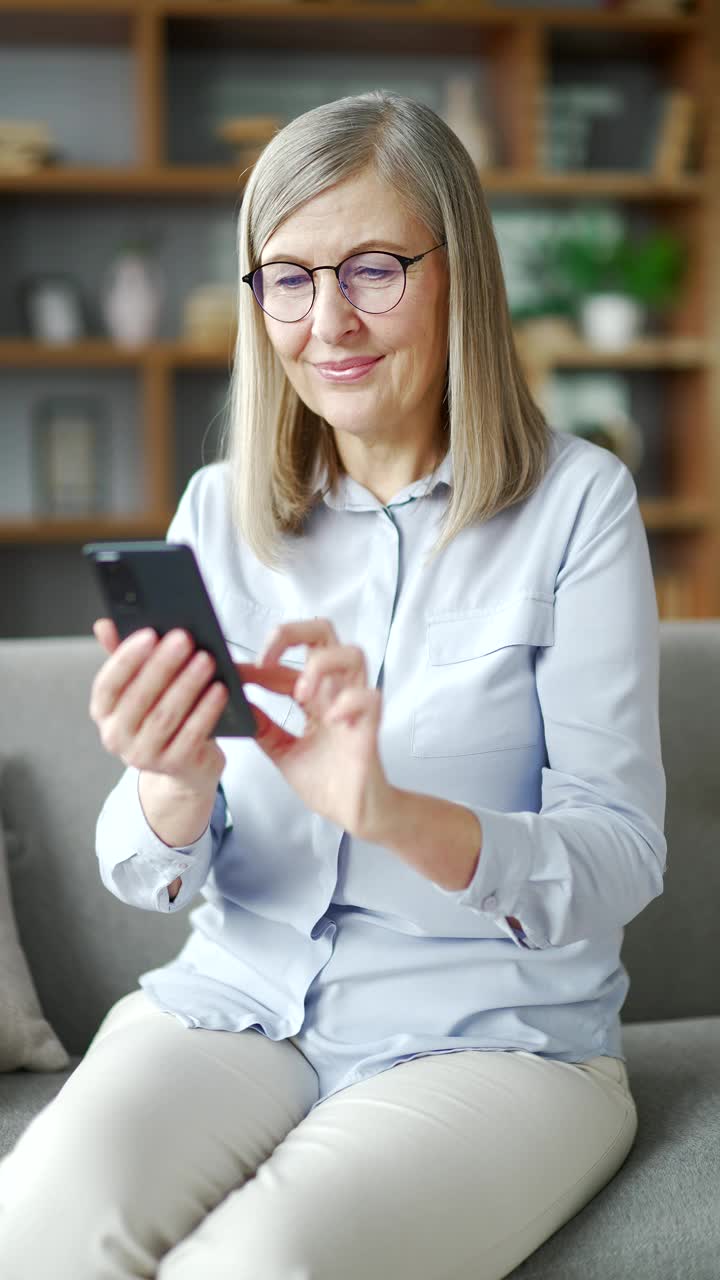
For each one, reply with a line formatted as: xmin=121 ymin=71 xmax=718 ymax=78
xmin=1 ymin=0 xmax=719 ymax=621
xmin=0 ymin=340 xmax=233 ymax=368
xmin=0 ymin=167 xmax=707 ymax=198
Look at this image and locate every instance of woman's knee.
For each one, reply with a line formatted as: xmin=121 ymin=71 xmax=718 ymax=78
xmin=0 ymin=1010 xmax=319 ymax=1280
xmin=0 ymin=1078 xmax=169 ymax=1280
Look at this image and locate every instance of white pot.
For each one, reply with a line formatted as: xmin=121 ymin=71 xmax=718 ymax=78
xmin=102 ymin=252 xmax=164 ymax=347
xmin=579 ymin=293 xmax=645 ymax=350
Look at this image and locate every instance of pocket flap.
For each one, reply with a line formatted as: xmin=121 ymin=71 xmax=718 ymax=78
xmin=218 ymin=594 xmax=282 ymax=657
xmin=219 ymin=595 xmax=306 ymax=669
xmin=427 ymin=596 xmax=554 ymax=665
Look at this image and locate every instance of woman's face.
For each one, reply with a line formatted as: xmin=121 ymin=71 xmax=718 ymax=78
xmin=258 ymin=168 xmax=449 ymax=450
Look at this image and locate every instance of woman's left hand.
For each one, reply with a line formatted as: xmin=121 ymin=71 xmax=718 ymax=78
xmin=236 ymin=619 xmax=393 ymax=839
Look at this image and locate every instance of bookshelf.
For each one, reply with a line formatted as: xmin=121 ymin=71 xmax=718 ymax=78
xmin=0 ymin=0 xmax=718 ymax=629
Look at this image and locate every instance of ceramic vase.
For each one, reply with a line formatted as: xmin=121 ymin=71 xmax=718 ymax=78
xmin=102 ymin=251 xmax=164 ymax=346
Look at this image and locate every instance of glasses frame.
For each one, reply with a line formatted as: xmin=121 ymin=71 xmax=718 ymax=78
xmin=242 ymin=241 xmax=447 ymax=323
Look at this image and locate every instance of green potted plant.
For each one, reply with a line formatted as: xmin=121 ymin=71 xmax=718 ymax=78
xmin=530 ymin=229 xmax=687 ymax=349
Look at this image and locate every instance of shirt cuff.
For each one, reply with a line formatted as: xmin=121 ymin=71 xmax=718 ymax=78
xmin=432 ymin=804 xmax=542 ymax=950
xmin=95 ymin=767 xmax=222 ymax=913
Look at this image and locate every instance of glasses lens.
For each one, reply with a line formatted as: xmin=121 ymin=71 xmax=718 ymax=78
xmin=339 ymin=252 xmax=406 ymax=313
xmin=253 ymin=262 xmax=314 ymax=321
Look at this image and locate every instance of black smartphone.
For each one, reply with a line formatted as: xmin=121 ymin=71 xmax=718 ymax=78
xmin=83 ymin=540 xmax=258 ymax=738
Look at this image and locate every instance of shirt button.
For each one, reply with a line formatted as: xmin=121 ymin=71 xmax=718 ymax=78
xmin=482 ymin=894 xmax=498 ymax=912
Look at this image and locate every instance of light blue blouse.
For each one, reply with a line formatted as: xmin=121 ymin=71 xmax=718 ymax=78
xmin=95 ymin=428 xmax=666 ymax=1108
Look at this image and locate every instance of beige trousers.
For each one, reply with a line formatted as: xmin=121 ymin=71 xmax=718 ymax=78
xmin=0 ymin=989 xmax=637 ymax=1280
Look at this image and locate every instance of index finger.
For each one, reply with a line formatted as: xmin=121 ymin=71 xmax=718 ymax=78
xmin=235 ymin=661 xmax=298 ymax=697
xmin=92 ymin=616 xmax=120 ymax=654
xmin=89 ymin=627 xmax=159 ymax=720
xmin=258 ymin=618 xmax=338 ymax=667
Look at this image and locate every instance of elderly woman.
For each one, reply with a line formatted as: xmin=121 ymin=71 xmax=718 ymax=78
xmin=0 ymin=91 xmax=665 ymax=1279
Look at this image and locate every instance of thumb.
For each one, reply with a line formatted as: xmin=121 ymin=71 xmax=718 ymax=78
xmin=249 ymin=701 xmax=296 ymax=758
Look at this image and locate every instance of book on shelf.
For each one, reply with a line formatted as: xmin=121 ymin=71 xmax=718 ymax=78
xmin=653 ymin=90 xmax=695 ymax=180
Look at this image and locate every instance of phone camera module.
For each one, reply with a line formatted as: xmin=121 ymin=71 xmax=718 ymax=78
xmin=104 ymin=558 xmax=142 ymax=609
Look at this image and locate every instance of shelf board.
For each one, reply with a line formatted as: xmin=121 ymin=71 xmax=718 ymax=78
xmin=0 ymin=167 xmax=244 ymax=195
xmin=0 ymin=499 xmax=708 ymax=546
xmin=522 ymin=337 xmax=710 ymax=370
xmin=486 ymin=171 xmax=706 ymax=199
xmin=0 ymin=336 xmax=707 ymax=371
xmin=0 ymin=340 xmax=145 ymax=367
xmin=0 ymin=166 xmax=705 ymax=199
xmin=639 ymin=500 xmax=712 ymax=533
xmin=156 ymin=2 xmax=701 ymax=33
xmin=0 ymin=0 xmax=700 ymax=27
xmin=0 ymin=514 xmax=172 ymax=545
xmin=164 ymin=340 xmax=235 ymax=367
xmin=0 ymin=340 xmax=234 ymax=368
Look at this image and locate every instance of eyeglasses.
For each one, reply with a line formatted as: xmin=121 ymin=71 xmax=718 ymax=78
xmin=242 ymin=241 xmax=446 ymax=323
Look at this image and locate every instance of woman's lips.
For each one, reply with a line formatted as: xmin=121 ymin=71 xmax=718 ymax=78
xmin=313 ymin=356 xmax=383 ymax=383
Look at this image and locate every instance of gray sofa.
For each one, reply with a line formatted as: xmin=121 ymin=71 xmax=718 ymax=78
xmin=0 ymin=625 xmax=718 ymax=1279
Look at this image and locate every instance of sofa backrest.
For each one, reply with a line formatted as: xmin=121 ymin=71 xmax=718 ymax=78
xmin=620 ymin=621 xmax=720 ymax=1024
xmin=0 ymin=624 xmax=718 ymax=1055
xmin=0 ymin=637 xmax=192 ymax=1056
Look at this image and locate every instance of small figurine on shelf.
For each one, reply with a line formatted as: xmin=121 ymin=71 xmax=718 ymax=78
xmin=0 ymin=120 xmax=57 ymax=174
xmin=216 ymin=116 xmax=283 ymax=172
xmin=101 ymin=238 xmax=164 ymax=347
xmin=183 ymin=284 xmax=238 ymax=349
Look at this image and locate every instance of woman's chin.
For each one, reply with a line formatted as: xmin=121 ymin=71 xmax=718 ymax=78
xmin=313 ymin=391 xmax=388 ymax=431
xmin=323 ymin=414 xmax=387 ymax=441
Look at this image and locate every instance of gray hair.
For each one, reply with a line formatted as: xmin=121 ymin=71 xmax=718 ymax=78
xmin=224 ymin=90 xmax=551 ymax=566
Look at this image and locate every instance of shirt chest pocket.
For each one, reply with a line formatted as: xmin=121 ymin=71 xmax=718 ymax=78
xmin=218 ymin=594 xmax=304 ymax=732
xmin=411 ymin=596 xmax=554 ymax=758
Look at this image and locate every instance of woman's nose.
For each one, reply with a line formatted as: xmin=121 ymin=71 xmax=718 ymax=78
xmin=310 ymin=270 xmax=362 ymax=344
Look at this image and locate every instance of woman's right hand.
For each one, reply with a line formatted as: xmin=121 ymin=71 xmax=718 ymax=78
xmin=89 ymin=618 xmax=230 ymax=796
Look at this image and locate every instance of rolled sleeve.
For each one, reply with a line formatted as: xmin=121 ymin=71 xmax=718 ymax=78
xmin=96 ymin=767 xmax=228 ymax=913
xmin=436 ymin=462 xmax=667 ymax=950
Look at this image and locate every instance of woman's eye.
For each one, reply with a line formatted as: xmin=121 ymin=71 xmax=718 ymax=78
xmin=277 ymin=274 xmax=309 ymax=290
xmin=354 ymin=268 xmax=391 ymax=282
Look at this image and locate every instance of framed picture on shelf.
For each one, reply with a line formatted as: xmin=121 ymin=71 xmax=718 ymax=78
xmin=18 ymin=274 xmax=87 ymax=344
xmin=31 ymin=397 xmax=111 ymax=517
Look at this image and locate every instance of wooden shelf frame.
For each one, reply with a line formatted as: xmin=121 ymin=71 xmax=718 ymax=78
xmin=1 ymin=496 xmax=710 ymax=549
xmin=0 ymin=1 xmax=703 ymax=26
xmin=0 ymin=0 xmax=718 ymax=618
xmin=0 ymin=337 xmax=708 ymax=371
xmin=0 ymin=168 xmax=707 ymax=198
xmin=0 ymin=340 xmax=235 ymax=370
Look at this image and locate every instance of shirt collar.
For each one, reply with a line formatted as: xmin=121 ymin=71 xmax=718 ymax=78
xmin=315 ymin=449 xmax=453 ymax=513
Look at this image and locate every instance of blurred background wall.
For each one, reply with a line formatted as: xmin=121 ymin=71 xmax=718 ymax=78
xmin=0 ymin=0 xmax=718 ymax=636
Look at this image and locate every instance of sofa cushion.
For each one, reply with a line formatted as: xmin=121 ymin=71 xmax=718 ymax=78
xmin=0 ymin=796 xmax=69 ymax=1072
xmin=0 ymin=1056 xmax=81 ymax=1158
xmin=512 ymin=1015 xmax=720 ymax=1280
